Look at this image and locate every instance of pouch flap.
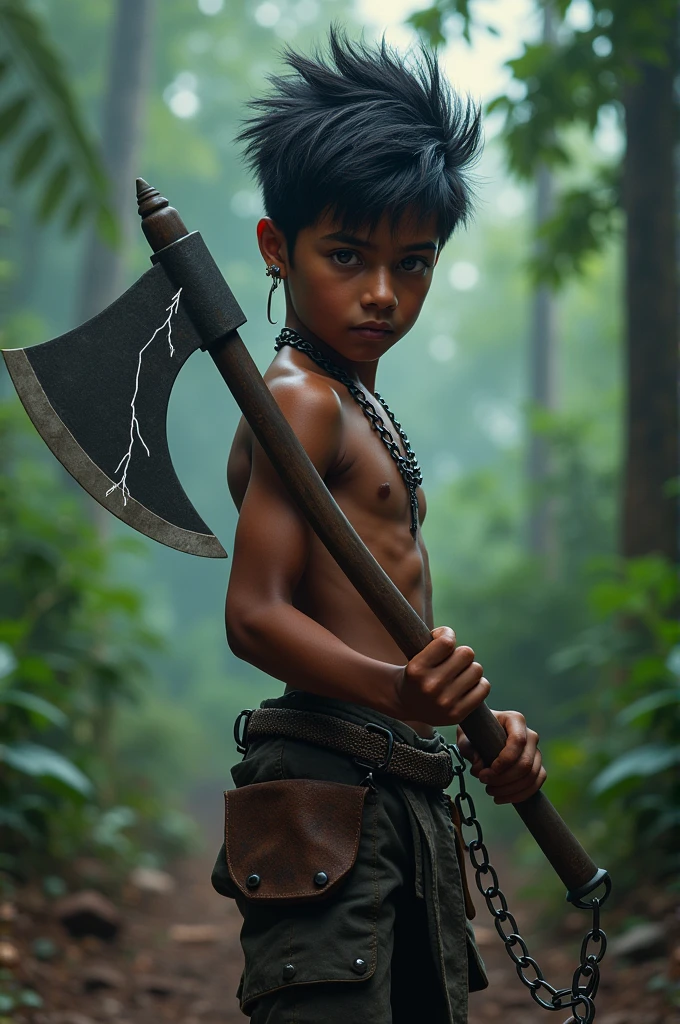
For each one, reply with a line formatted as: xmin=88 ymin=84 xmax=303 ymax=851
xmin=225 ymin=779 xmax=367 ymax=901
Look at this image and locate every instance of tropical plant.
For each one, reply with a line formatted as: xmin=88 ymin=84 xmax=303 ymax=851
xmin=0 ymin=398 xmax=162 ymax=875
xmin=0 ymin=0 xmax=116 ymax=239
xmin=545 ymin=556 xmax=680 ymax=880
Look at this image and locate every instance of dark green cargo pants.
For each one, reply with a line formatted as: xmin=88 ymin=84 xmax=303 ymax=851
xmin=212 ymin=691 xmax=487 ymax=1024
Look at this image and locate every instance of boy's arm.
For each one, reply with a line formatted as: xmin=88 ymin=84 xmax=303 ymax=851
xmin=226 ymin=375 xmax=403 ymax=715
xmin=226 ymin=376 xmax=488 ymax=725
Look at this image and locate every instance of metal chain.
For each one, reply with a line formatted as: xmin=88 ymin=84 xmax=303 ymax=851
xmin=275 ymin=328 xmax=423 ymax=537
xmin=445 ymin=743 xmax=609 ymax=1024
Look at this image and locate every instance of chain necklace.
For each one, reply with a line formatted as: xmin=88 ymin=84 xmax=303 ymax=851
xmin=274 ymin=327 xmax=423 ymax=538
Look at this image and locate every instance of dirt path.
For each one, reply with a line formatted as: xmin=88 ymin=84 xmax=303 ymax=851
xmin=8 ymin=836 xmax=680 ymax=1024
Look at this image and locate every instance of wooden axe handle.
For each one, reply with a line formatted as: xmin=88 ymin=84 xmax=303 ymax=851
xmin=137 ymin=183 xmax=605 ymax=899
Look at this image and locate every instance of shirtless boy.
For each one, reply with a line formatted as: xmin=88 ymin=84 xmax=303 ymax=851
xmin=212 ymin=29 xmax=546 ymax=1024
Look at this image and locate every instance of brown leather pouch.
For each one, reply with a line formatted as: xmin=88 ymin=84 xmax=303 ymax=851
xmin=224 ymin=778 xmax=368 ymax=902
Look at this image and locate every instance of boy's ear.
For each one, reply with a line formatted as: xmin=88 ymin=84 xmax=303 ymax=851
xmin=257 ymin=218 xmax=289 ymax=278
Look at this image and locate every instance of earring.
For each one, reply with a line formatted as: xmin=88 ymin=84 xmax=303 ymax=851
xmin=265 ymin=264 xmax=282 ymax=325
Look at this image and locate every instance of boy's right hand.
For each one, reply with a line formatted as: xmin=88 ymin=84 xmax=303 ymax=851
xmin=396 ymin=627 xmax=490 ymax=726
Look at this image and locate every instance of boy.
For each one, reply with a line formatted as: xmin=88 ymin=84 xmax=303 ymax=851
xmin=212 ymin=29 xmax=546 ymax=1024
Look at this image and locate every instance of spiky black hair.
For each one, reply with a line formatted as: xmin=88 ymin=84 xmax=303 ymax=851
xmin=237 ymin=26 xmax=482 ymax=253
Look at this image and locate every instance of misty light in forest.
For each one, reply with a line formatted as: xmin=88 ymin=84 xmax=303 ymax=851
xmin=449 ymin=262 xmax=480 ymax=291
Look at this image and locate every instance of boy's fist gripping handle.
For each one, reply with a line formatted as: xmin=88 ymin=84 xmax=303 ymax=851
xmin=141 ymin=184 xmax=606 ymax=902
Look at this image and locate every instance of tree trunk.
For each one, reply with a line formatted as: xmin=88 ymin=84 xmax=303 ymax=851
xmin=527 ymin=4 xmax=558 ymax=569
xmin=622 ymin=17 xmax=678 ymax=561
xmin=77 ymin=0 xmax=155 ymax=323
xmin=527 ymin=160 xmax=557 ymax=561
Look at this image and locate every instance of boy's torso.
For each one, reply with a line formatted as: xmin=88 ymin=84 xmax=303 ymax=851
xmin=228 ymin=348 xmax=432 ymax=734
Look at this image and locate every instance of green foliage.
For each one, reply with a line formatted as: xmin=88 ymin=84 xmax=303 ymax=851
xmin=408 ymin=0 xmax=483 ymax=45
xmin=545 ymin=556 xmax=680 ymax=879
xmin=1 ymin=741 xmax=93 ymax=796
xmin=530 ymin=167 xmax=621 ymax=285
xmin=0 ymin=398 xmax=192 ymax=877
xmin=430 ymin=408 xmax=617 ymax=748
xmin=409 ymin=0 xmax=675 ymax=285
xmin=0 ymin=0 xmax=117 ymax=241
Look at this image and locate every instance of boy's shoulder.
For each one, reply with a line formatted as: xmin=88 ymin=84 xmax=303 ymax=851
xmin=263 ymin=357 xmax=345 ymax=441
xmin=231 ymin=356 xmax=347 ymax=483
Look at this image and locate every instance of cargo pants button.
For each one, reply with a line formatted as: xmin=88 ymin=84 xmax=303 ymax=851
xmin=246 ymin=873 xmax=261 ymax=889
xmin=282 ymin=963 xmax=296 ymax=980
xmin=314 ymin=871 xmax=329 ymax=886
xmin=352 ymin=958 xmax=367 ymax=975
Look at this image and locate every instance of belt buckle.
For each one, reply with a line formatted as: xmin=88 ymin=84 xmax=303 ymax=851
xmin=446 ymin=741 xmax=466 ymax=778
xmin=233 ymin=709 xmax=253 ymax=756
xmin=355 ymin=723 xmax=394 ymax=787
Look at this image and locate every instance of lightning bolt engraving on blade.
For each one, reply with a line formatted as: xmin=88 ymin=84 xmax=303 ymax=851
xmin=106 ymin=288 xmax=182 ymax=505
xmin=1 ymin=347 xmax=227 ymax=557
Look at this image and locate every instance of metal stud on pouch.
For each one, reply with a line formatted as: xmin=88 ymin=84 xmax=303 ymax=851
xmin=266 ymin=264 xmax=282 ymax=325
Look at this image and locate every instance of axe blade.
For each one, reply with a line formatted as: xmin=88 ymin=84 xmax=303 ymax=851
xmin=2 ymin=261 xmax=226 ymax=558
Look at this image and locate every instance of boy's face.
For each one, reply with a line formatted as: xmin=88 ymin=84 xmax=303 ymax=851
xmin=258 ymin=208 xmax=440 ymax=364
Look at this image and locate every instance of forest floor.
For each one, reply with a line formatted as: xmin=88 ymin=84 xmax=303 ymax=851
xmin=5 ymin=822 xmax=680 ymax=1024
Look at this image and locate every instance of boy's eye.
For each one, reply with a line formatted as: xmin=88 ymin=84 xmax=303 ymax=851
xmin=400 ymin=255 xmax=430 ymax=273
xmin=330 ymin=249 xmax=362 ymax=266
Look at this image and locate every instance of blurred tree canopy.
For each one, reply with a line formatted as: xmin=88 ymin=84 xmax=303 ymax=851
xmin=410 ymin=0 xmax=678 ymax=563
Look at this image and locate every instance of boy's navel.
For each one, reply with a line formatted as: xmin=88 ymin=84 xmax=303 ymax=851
xmin=378 ymin=482 xmax=391 ymax=500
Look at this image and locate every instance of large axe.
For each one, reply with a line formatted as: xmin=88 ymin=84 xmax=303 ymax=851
xmin=2 ymin=180 xmax=608 ymax=905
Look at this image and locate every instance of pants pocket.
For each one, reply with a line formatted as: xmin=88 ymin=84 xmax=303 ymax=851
xmin=229 ymin=781 xmax=380 ymax=1013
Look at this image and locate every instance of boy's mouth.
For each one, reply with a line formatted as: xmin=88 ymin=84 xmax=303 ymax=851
xmin=351 ymin=321 xmax=394 ymax=340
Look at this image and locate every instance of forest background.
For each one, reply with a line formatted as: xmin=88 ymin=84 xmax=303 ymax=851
xmin=1 ymin=0 xmax=678 ymax=939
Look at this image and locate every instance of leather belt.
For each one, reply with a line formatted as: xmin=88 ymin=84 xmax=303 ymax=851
xmin=240 ymin=707 xmax=454 ymax=790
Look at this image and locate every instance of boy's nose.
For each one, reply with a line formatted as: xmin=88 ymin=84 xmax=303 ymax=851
xmin=362 ymin=269 xmax=397 ymax=310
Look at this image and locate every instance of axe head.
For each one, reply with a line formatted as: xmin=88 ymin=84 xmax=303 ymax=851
xmin=2 ymin=261 xmax=226 ymax=558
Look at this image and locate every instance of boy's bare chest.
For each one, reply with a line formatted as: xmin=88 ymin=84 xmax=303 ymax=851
xmin=330 ymin=391 xmax=424 ymax=528
xmin=229 ymin=387 xmax=424 ymax=531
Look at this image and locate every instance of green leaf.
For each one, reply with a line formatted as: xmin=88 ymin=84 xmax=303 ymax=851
xmin=19 ymin=990 xmax=43 ymax=1008
xmin=0 ymin=741 xmax=93 ymax=796
xmin=64 ymin=194 xmax=87 ymax=234
xmin=591 ymin=744 xmax=680 ymax=796
xmin=0 ymin=1 xmax=115 ymax=231
xmin=0 ymin=621 xmax=28 ymax=647
xmin=0 ymin=806 xmax=38 ymax=840
xmin=0 ymin=93 xmax=30 ymax=141
xmin=408 ymin=9 xmax=447 ymax=47
xmin=0 ymin=993 xmax=16 ymax=1013
xmin=17 ymin=654 xmax=54 ymax=685
xmin=11 ymin=127 xmax=54 ymax=185
xmin=37 ymin=161 xmax=71 ymax=222
xmin=617 ymin=688 xmax=680 ymax=725
xmin=0 ymin=689 xmax=68 ymax=727
xmin=95 ymin=202 xmax=121 ymax=247
xmin=0 ymin=641 xmax=17 ymax=678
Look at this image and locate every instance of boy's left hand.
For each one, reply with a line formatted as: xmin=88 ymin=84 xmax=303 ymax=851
xmin=456 ymin=710 xmax=546 ymax=804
